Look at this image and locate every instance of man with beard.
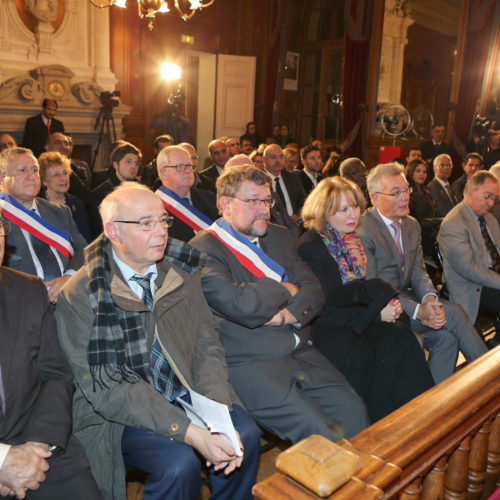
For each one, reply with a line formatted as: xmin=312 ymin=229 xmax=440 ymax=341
xmin=190 ymin=165 xmax=369 ymax=443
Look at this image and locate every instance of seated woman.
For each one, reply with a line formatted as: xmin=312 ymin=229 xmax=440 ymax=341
xmin=297 ymin=176 xmax=434 ymax=422
xmin=39 ymin=151 xmax=91 ymax=242
xmin=405 ymin=159 xmax=442 ymax=266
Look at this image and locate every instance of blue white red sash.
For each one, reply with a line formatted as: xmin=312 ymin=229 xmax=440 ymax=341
xmin=0 ymin=193 xmax=74 ymax=258
xmin=207 ymin=218 xmax=288 ymax=282
xmin=156 ymin=186 xmax=212 ymax=233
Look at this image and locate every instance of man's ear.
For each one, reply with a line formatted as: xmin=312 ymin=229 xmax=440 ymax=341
xmin=219 ymin=196 xmax=231 ymax=216
xmin=104 ymin=221 xmax=120 ymax=242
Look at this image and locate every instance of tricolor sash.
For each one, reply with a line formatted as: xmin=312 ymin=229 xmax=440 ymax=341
xmin=0 ymin=193 xmax=74 ymax=258
xmin=156 ymin=186 xmax=212 ymax=233
xmin=207 ymin=218 xmax=288 ymax=282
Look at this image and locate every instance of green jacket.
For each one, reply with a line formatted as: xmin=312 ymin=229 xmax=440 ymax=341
xmin=56 ymin=241 xmax=237 ymax=499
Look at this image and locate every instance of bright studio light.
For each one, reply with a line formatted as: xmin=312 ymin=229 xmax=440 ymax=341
xmin=161 ymin=63 xmax=181 ymax=80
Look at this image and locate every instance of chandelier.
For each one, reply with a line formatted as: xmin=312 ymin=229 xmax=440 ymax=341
xmin=89 ymin=0 xmax=216 ymax=30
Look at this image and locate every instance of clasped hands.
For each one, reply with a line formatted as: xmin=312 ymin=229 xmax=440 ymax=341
xmin=264 ymin=281 xmax=299 ymax=326
xmin=0 ymin=442 xmax=51 ymax=499
xmin=185 ymin=424 xmax=243 ymax=476
xmin=417 ymin=295 xmax=446 ymax=329
xmin=380 ymin=297 xmax=403 ymax=323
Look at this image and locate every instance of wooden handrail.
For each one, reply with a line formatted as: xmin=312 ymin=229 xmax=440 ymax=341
xmin=253 ymin=348 xmax=500 ymax=499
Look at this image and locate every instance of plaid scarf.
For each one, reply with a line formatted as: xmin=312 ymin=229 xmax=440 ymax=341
xmin=85 ymin=235 xmax=205 ymax=391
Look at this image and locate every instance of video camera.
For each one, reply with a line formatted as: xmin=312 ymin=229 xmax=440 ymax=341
xmin=100 ymin=90 xmax=121 ymax=115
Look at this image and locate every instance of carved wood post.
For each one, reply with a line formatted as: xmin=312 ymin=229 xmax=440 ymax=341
xmin=484 ymin=413 xmax=500 ymax=498
xmin=421 ymin=456 xmax=447 ymax=499
xmin=400 ymin=476 xmax=422 ymax=500
xmin=467 ymin=421 xmax=490 ymax=499
xmin=445 ymin=436 xmax=471 ymax=500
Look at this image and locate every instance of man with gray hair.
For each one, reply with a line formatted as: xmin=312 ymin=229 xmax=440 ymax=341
xmin=427 ymin=153 xmax=457 ymax=217
xmin=155 ymin=145 xmax=218 ymax=242
xmin=190 ymin=164 xmax=369 ymax=443
xmin=358 ymin=162 xmax=487 ymax=383
xmin=438 ymin=171 xmax=500 ymax=347
xmin=56 ymin=182 xmax=261 ymax=499
xmin=0 ymin=147 xmax=86 ymax=304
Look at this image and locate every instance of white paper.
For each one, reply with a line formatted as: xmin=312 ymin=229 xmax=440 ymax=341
xmin=176 ymin=391 xmax=242 ymax=456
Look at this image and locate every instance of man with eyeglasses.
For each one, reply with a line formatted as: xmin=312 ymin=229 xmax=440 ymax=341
xmin=358 ymin=162 xmax=487 ymax=383
xmin=438 ymin=171 xmax=500 ymax=348
xmin=55 ymin=182 xmax=261 ymax=499
xmin=0 ymin=147 xmax=87 ymax=304
xmin=427 ymin=154 xmax=457 ymax=217
xmin=155 ymin=146 xmax=218 ymax=242
xmin=190 ymin=165 xmax=369 ymax=443
xmin=0 ymin=210 xmax=103 ymax=499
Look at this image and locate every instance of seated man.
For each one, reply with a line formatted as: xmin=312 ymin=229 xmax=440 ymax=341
xmin=0 ymin=134 xmax=16 ymax=152
xmin=141 ymin=134 xmax=174 ymax=189
xmin=427 ymin=154 xmax=457 ymax=217
xmin=55 ymin=182 xmax=260 ymax=500
xmin=190 ymin=165 xmax=369 ymax=443
xmin=0 ymin=148 xmax=86 ymax=304
xmin=0 ymin=210 xmax=102 ymax=499
xmin=438 ymin=171 xmax=500 ymax=345
xmin=358 ymin=162 xmax=487 ymax=383
xmin=155 ymin=145 xmax=218 ymax=242
xmin=450 ymin=152 xmax=483 ymax=203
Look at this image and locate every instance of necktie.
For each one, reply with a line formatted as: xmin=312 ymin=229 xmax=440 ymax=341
xmin=46 ymin=120 xmax=51 ymax=135
xmin=391 ymin=221 xmax=404 ymax=267
xmin=130 ymin=273 xmax=187 ymax=402
xmin=479 ymin=217 xmax=500 ymax=273
xmin=0 ymin=364 xmax=5 ymax=415
xmin=274 ymin=177 xmax=286 ymax=207
xmin=29 ymin=211 xmax=62 ymax=281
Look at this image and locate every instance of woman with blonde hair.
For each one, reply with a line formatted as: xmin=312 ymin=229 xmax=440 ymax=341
xmin=297 ymin=176 xmax=433 ymax=422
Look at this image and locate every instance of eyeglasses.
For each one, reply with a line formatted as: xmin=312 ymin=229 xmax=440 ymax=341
xmin=375 ymin=188 xmax=413 ymax=199
xmin=162 ymin=163 xmax=196 ymax=173
xmin=0 ymin=221 xmax=11 ymax=236
xmin=232 ymin=197 xmax=275 ymax=208
xmin=479 ymin=192 xmax=500 ymax=202
xmin=114 ymin=215 xmax=174 ymax=231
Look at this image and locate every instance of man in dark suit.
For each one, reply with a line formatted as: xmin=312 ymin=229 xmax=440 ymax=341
xmin=263 ymin=144 xmax=305 ymax=222
xmin=141 ymin=134 xmax=174 ymax=189
xmin=295 ymin=145 xmax=323 ymax=197
xmin=0 ymin=147 xmax=86 ymax=304
xmin=450 ymin=153 xmax=483 ymax=203
xmin=427 ymin=154 xmax=457 ymax=217
xmin=199 ymin=139 xmax=230 ymax=192
xmin=23 ymin=99 xmax=64 ymax=158
xmin=0 ymin=212 xmax=102 ymax=499
xmin=419 ymin=124 xmax=453 ymax=179
xmin=156 ymin=145 xmax=218 ymax=242
xmin=88 ymin=142 xmax=141 ymax=238
xmin=358 ymin=162 xmax=487 ymax=383
xmin=339 ymin=157 xmax=371 ymax=208
xmin=190 ymin=165 xmax=369 ymax=443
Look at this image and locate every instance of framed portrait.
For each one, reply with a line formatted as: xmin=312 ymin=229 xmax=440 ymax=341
xmin=284 ymin=52 xmax=299 ymax=91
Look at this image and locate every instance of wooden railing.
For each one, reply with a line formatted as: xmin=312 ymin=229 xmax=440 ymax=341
xmin=253 ymin=348 xmax=500 ymax=499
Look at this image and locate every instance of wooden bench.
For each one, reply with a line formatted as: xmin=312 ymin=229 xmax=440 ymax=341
xmin=253 ymin=347 xmax=500 ymax=499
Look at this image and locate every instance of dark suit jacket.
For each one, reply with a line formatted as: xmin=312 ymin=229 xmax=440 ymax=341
xmin=88 ymin=171 xmax=122 ymax=238
xmin=190 ymin=224 xmax=325 ymax=412
xmin=272 ymin=169 xmax=306 ymax=216
xmin=167 ymin=187 xmax=218 ymax=242
xmin=295 ymin=170 xmax=322 ymax=198
xmin=427 ymin=178 xmax=456 ymax=218
xmin=22 ymin=114 xmax=64 ymax=157
xmin=419 ymin=140 xmax=453 ymax=165
xmin=199 ymin=164 xmax=220 ymax=193
xmin=450 ymin=174 xmax=467 ymax=203
xmin=4 ymin=197 xmax=86 ymax=277
xmin=0 ymin=267 xmax=73 ymax=449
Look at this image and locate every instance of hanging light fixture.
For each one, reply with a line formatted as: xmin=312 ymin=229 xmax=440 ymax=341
xmin=89 ymin=0 xmax=215 ymax=30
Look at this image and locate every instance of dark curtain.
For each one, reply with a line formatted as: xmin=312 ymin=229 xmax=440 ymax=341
xmin=342 ymin=0 xmax=373 ymax=159
xmin=454 ymin=0 xmax=500 ymax=144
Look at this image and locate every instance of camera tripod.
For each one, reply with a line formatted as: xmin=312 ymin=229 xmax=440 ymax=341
xmin=91 ymin=107 xmax=117 ymax=172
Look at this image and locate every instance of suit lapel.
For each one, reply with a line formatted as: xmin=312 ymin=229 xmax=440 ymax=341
xmin=371 ymin=209 xmax=404 ymax=278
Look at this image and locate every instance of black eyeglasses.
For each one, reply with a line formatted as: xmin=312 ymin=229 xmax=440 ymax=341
xmin=114 ymin=216 xmax=173 ymax=231
xmin=232 ymin=197 xmax=275 ymax=208
xmin=0 ymin=220 xmax=11 ymax=236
